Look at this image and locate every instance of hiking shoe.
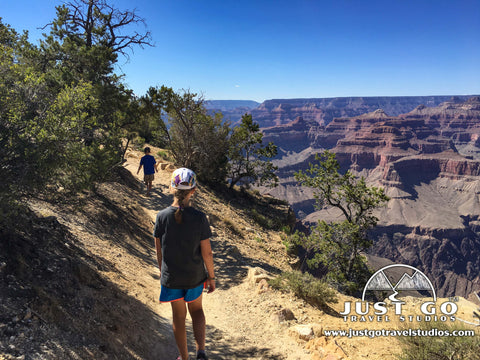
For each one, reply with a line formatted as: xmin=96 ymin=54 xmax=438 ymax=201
xmin=196 ymin=352 xmax=208 ymax=360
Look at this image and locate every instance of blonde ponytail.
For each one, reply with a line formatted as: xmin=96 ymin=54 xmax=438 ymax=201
xmin=174 ymin=188 xmax=192 ymax=224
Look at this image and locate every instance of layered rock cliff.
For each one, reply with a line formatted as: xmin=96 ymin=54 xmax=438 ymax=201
xmin=250 ymin=95 xmax=476 ymax=128
xmin=260 ymin=97 xmax=480 ymax=298
xmin=205 ymin=100 xmax=260 ymax=125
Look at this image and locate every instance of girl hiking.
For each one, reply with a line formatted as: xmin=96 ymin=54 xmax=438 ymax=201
xmin=153 ymin=168 xmax=215 ymax=360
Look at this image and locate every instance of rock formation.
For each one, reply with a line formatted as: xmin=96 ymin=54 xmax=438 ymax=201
xmin=205 ymin=100 xmax=260 ymax=125
xmin=260 ymin=97 xmax=480 ymax=299
xmin=250 ymin=95 xmax=476 ymax=127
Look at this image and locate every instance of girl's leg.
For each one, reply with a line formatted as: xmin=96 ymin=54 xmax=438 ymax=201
xmin=171 ymin=300 xmax=189 ymax=359
xmin=187 ymin=295 xmax=206 ymax=352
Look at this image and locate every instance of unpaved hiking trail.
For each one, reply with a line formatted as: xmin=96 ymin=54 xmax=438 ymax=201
xmin=123 ymin=150 xmax=310 ymax=359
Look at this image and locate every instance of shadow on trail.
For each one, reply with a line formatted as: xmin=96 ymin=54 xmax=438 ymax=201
xmin=204 ymin=325 xmax=286 ymax=359
xmin=179 ymin=321 xmax=286 ymax=359
xmin=140 ymin=183 xmax=172 ymax=212
xmin=210 ymin=237 xmax=282 ymax=291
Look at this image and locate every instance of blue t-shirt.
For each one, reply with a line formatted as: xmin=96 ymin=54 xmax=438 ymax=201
xmin=140 ymin=154 xmax=156 ymax=175
xmin=153 ymin=206 xmax=212 ymax=289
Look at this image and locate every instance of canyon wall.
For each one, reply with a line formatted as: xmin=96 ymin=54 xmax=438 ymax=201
xmin=258 ymin=97 xmax=480 ymax=298
xmin=250 ymin=95 xmax=476 ymax=127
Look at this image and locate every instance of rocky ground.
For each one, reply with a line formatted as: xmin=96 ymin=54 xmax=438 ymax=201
xmin=1 ymin=145 xmax=479 ymax=360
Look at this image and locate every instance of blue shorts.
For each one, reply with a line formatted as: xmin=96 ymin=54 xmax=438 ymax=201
xmin=159 ymin=283 xmax=205 ymax=303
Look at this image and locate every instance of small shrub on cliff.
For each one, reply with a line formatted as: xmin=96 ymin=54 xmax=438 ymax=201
xmin=269 ymin=270 xmax=337 ymax=309
xmin=249 ymin=208 xmax=283 ymax=230
xmin=397 ymin=321 xmax=480 ymax=360
xmin=280 ymin=231 xmax=298 ymax=257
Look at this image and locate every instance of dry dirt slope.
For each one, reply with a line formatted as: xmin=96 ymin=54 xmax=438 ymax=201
xmin=2 ymin=146 xmax=479 ymax=360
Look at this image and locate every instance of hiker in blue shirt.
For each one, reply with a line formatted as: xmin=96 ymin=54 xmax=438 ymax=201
xmin=153 ymin=168 xmax=215 ymax=360
xmin=137 ymin=147 xmax=158 ymax=196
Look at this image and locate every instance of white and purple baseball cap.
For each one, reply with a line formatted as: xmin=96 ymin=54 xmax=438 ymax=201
xmin=171 ymin=168 xmax=197 ymax=189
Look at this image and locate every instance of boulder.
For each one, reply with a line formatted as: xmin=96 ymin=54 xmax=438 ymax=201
xmin=247 ymin=267 xmax=273 ymax=285
xmin=255 ymin=279 xmax=270 ymax=294
xmin=272 ymin=308 xmax=296 ymax=322
xmin=289 ymin=324 xmax=314 ymax=341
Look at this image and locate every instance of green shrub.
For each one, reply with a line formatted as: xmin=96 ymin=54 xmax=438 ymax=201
xmin=249 ymin=208 xmax=272 ymax=228
xmin=280 ymin=225 xmax=292 ymax=235
xmin=280 ymin=232 xmax=297 ymax=256
xmin=133 ymin=136 xmax=146 ymax=149
xmin=397 ymin=321 xmax=480 ymax=360
xmin=269 ymin=270 xmax=337 ymax=308
xmin=157 ymin=150 xmax=171 ymax=161
xmin=249 ymin=208 xmax=284 ymax=230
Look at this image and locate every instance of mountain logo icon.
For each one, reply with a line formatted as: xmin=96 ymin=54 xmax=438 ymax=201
xmin=361 ymin=264 xmax=436 ymax=302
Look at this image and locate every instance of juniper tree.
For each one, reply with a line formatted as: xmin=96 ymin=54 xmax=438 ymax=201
xmin=36 ymin=0 xmax=153 ymax=187
xmin=145 ymin=86 xmax=231 ymax=184
xmin=0 ymin=0 xmax=153 ymax=206
xmin=294 ymin=150 xmax=389 ymax=294
xmin=228 ymin=114 xmax=278 ymax=189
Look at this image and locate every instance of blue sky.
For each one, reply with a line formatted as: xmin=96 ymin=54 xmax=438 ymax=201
xmin=1 ymin=0 xmax=479 ymax=102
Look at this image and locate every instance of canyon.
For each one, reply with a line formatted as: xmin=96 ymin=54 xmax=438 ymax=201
xmin=250 ymin=95 xmax=476 ymax=127
xmin=208 ymin=96 xmax=480 ymax=300
xmin=205 ymin=100 xmax=260 ymax=125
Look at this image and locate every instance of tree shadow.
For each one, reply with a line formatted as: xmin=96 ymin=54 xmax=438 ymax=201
xmin=200 ymin=184 xmax=293 ymax=231
xmin=319 ymin=304 xmax=342 ymax=318
xmin=209 ymin=237 xmax=282 ymax=291
xmin=139 ymin=183 xmax=172 ymax=212
xmin=204 ymin=325 xmax=286 ymax=359
xmin=84 ymin=186 xmax=159 ymax=267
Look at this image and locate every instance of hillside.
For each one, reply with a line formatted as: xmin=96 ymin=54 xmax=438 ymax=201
xmin=1 ymin=145 xmax=479 ymax=360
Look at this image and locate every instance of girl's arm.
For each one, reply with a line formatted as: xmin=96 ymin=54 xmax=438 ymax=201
xmin=154 ymin=237 xmax=162 ymax=274
xmin=200 ymin=239 xmax=215 ymax=293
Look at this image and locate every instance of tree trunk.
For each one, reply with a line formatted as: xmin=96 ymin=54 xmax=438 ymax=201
xmin=85 ymin=0 xmax=93 ymax=48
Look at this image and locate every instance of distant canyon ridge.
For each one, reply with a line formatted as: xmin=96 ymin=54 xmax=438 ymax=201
xmin=206 ymin=95 xmax=480 ymax=300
